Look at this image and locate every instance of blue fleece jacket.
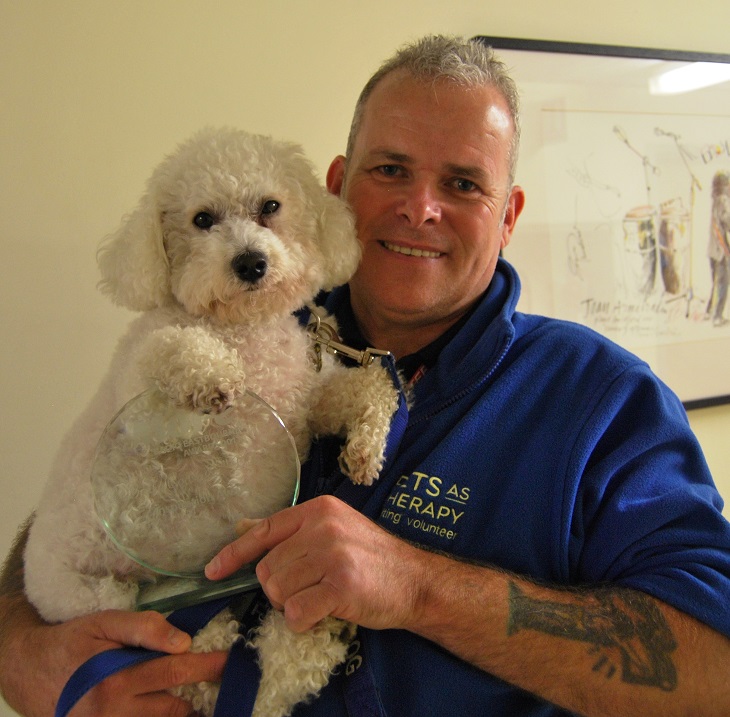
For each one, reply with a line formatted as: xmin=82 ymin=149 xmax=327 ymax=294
xmin=292 ymin=259 xmax=730 ymax=716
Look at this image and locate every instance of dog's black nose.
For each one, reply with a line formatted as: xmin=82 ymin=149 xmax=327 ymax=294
xmin=232 ymin=251 xmax=268 ymax=283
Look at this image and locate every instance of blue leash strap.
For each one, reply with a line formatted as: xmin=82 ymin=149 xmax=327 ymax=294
xmin=212 ymin=637 xmax=261 ymax=717
xmin=54 ymin=646 xmax=167 ymax=717
xmin=54 ymin=596 xmax=234 ymax=717
xmin=381 ymin=354 xmax=408 ymax=471
xmin=166 ymin=595 xmax=234 ymax=635
xmin=340 ymin=631 xmax=388 ymax=717
xmin=213 ymin=589 xmax=270 ymax=717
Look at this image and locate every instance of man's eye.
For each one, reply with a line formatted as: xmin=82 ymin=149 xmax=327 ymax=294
xmin=193 ymin=212 xmax=215 ymax=229
xmin=454 ymin=178 xmax=477 ymax=192
xmin=377 ymin=165 xmax=401 ymax=177
xmin=261 ymin=199 xmax=281 ymax=215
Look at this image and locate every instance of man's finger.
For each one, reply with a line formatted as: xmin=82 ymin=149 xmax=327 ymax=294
xmin=86 ymin=609 xmax=193 ymax=654
xmin=206 ymin=504 xmax=308 ymax=579
xmin=283 ymin=584 xmax=339 ymax=633
xmin=130 ymin=650 xmax=229 ymax=695
xmin=235 ymin=517 xmax=262 ymax=536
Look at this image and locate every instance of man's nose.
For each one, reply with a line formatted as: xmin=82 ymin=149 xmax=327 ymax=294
xmin=396 ymin=181 xmax=442 ymax=226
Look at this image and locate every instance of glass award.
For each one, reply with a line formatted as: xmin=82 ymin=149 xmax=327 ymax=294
xmin=90 ymin=388 xmax=300 ymax=612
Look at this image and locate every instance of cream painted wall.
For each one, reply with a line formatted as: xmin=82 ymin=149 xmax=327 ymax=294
xmin=1 ymin=2 xmax=728 ymax=714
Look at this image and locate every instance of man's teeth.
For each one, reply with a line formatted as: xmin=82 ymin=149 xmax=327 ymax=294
xmin=383 ymin=241 xmax=442 ymax=258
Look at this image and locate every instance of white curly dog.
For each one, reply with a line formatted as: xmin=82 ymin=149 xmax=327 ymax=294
xmin=24 ymin=127 xmax=400 ymax=717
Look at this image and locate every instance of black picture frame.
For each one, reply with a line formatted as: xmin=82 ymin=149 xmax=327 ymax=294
xmin=474 ymin=36 xmax=730 ymax=410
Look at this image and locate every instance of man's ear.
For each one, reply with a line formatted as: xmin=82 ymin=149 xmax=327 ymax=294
xmin=326 ymin=155 xmax=346 ymax=196
xmin=500 ymin=185 xmax=526 ymax=250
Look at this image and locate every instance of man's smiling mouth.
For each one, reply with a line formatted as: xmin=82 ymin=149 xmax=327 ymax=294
xmin=382 ymin=241 xmax=443 ymax=258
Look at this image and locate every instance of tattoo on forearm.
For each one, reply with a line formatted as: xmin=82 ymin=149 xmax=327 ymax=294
xmin=507 ymin=581 xmax=677 ymax=692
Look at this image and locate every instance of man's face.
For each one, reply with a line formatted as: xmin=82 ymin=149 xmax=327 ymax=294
xmin=327 ymin=70 xmax=524 ymax=342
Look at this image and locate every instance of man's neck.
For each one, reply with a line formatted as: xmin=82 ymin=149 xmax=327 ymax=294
xmin=351 ymin=304 xmax=470 ymax=361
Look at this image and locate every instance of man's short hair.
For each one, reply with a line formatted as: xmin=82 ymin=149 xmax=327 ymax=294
xmin=345 ymin=35 xmax=521 ymax=184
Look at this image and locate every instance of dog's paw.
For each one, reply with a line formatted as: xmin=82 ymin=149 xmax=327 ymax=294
xmin=191 ymin=384 xmax=237 ymax=414
xmin=338 ymin=440 xmax=382 ymax=486
xmin=336 ymin=398 xmax=396 ymax=485
xmin=136 ymin=326 xmax=246 ymax=413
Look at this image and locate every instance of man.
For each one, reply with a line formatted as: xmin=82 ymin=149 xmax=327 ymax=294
xmin=2 ymin=35 xmax=730 ymax=717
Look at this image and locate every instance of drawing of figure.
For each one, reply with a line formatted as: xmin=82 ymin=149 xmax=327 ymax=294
xmin=658 ymin=198 xmax=689 ymax=296
xmin=622 ymin=206 xmax=657 ymax=296
xmin=706 ymin=171 xmax=730 ymax=327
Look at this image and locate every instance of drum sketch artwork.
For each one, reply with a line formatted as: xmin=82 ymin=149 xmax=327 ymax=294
xmin=621 ymin=205 xmax=658 ymax=298
xmin=613 ymin=126 xmax=697 ymax=307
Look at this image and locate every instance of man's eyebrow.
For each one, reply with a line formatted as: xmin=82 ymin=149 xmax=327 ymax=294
xmin=444 ymin=163 xmax=489 ymax=182
xmin=364 ymin=149 xmax=411 ymax=164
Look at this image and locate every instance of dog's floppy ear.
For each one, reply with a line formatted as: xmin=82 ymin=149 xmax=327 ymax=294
xmin=317 ymin=192 xmax=361 ymax=290
xmin=97 ymin=194 xmax=171 ymax=311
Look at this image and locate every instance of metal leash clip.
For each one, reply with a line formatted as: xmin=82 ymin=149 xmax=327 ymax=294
xmin=306 ymin=310 xmax=392 ymax=370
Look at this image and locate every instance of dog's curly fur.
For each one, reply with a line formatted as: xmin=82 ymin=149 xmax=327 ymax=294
xmin=23 ymin=128 xmax=399 ymax=717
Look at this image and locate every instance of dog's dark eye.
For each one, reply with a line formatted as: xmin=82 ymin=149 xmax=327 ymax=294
xmin=193 ymin=212 xmax=216 ymax=229
xmin=261 ymin=200 xmax=280 ymax=216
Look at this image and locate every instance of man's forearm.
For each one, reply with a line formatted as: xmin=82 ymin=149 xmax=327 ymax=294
xmin=407 ymin=548 xmax=730 ymax=717
xmin=0 ymin=516 xmax=32 ymax=601
xmin=0 ymin=516 xmax=47 ymax=713
xmin=203 ymin=495 xmax=730 ymax=716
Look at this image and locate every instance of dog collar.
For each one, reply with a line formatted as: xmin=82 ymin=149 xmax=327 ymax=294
xmin=305 ymin=308 xmax=392 ymax=370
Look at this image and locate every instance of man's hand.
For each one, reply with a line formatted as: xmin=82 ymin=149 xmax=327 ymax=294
xmin=0 ymin=604 xmax=227 ymax=717
xmin=205 ymin=495 xmax=426 ymax=634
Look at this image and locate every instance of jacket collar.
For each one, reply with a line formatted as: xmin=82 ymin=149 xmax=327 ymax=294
xmin=324 ymin=258 xmax=520 ymax=408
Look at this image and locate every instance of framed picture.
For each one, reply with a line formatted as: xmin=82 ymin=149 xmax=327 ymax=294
xmin=474 ymin=36 xmax=730 ymax=409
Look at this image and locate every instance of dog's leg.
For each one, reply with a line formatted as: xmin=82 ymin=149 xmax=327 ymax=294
xmin=135 ymin=326 xmax=246 ymax=413
xmin=23 ymin=562 xmax=140 ymax=622
xmin=309 ymin=364 xmax=400 ymax=485
xmin=24 ymin=511 xmax=143 ymax=621
xmin=250 ymin=611 xmax=355 ymax=717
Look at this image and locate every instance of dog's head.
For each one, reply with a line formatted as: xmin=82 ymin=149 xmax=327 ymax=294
xmin=97 ymin=128 xmax=360 ymax=324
